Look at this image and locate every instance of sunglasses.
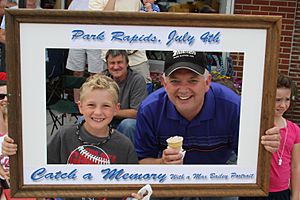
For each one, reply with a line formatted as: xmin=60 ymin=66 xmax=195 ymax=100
xmin=0 ymin=94 xmax=7 ymax=100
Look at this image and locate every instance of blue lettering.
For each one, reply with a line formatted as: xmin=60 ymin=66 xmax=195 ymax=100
xmin=230 ymin=172 xmax=254 ymax=179
xmin=111 ymin=31 xmax=124 ymax=41
xmin=83 ymin=173 xmax=93 ymax=180
xmin=210 ymin=173 xmax=228 ymax=179
xmin=31 ymin=167 xmax=46 ymax=181
xmin=111 ymin=31 xmax=158 ymax=44
xmin=31 ymin=167 xmax=77 ymax=181
xmin=200 ymin=31 xmax=220 ymax=44
xmin=102 ymin=168 xmax=124 ymax=180
xmin=71 ymin=30 xmax=84 ymax=40
xmin=166 ymin=30 xmax=195 ymax=46
xmin=71 ymin=29 xmax=105 ymax=41
xmin=101 ymin=168 xmax=167 ymax=183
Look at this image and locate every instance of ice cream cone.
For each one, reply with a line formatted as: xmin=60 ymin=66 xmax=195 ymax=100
xmin=166 ymin=136 xmax=183 ymax=150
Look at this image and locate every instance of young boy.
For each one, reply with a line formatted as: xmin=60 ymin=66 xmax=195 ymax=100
xmin=2 ymin=74 xmax=138 ymax=165
xmin=47 ymin=74 xmax=138 ymax=164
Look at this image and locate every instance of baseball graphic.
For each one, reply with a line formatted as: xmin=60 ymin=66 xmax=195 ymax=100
xmin=67 ymin=145 xmax=110 ymax=165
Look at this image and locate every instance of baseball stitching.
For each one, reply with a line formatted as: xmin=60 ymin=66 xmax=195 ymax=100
xmin=77 ymin=146 xmax=110 ymax=165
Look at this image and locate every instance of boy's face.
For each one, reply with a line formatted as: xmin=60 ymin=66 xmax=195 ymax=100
xmin=107 ymin=54 xmax=128 ymax=82
xmin=78 ymin=88 xmax=119 ymax=136
xmin=275 ymin=87 xmax=291 ymax=118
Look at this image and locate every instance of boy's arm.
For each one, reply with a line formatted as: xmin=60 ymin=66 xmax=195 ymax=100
xmin=291 ymin=143 xmax=300 ymax=200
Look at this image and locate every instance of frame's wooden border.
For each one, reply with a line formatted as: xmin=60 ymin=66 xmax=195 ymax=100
xmin=6 ymin=9 xmax=281 ymax=198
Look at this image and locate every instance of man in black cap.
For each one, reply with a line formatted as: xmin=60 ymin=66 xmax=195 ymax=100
xmin=135 ymin=51 xmax=280 ymax=165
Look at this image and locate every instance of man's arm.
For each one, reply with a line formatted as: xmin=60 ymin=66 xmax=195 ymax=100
xmin=116 ymin=108 xmax=137 ymax=119
xmin=291 ymin=143 xmax=300 ymax=200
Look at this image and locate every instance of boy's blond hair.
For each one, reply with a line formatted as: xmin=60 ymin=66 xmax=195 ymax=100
xmin=79 ymin=74 xmax=120 ymax=104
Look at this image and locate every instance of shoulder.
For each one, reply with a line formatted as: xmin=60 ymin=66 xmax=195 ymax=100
xmin=140 ymin=87 xmax=166 ymax=108
xmin=287 ymin=120 xmax=300 ymax=132
xmin=139 ymin=88 xmax=168 ymax=112
xmin=55 ymin=124 xmax=77 ymax=138
xmin=126 ymin=70 xmax=147 ymax=88
xmin=128 ymin=69 xmax=145 ymax=81
xmin=209 ymin=82 xmax=240 ymax=105
xmin=111 ymin=129 xmax=134 ymax=146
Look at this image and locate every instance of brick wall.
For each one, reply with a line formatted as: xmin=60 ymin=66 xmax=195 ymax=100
xmin=234 ymin=0 xmax=300 ymax=124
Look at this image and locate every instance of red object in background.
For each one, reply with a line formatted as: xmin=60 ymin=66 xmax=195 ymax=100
xmin=0 ymin=72 xmax=6 ymax=81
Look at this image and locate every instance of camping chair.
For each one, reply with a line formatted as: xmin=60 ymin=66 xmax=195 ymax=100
xmin=47 ymin=75 xmax=86 ymax=135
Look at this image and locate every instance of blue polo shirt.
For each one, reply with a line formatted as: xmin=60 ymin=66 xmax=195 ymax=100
xmin=135 ymin=82 xmax=240 ymax=164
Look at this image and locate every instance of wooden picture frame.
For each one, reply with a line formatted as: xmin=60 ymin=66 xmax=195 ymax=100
xmin=6 ymin=9 xmax=281 ymax=198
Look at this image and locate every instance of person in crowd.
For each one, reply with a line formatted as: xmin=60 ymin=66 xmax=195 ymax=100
xmin=140 ymin=0 xmax=160 ymax=12
xmin=0 ymin=75 xmax=13 ymax=199
xmin=102 ymin=50 xmax=147 ymax=142
xmin=66 ymin=0 xmax=105 ymax=103
xmin=0 ymin=0 xmax=39 ymax=44
xmin=135 ymin=50 xmax=280 ymax=164
xmin=89 ymin=0 xmax=152 ymax=83
xmin=0 ymin=79 xmax=8 ymax=180
xmin=0 ymin=0 xmax=16 ymax=19
xmin=240 ymin=74 xmax=300 ymax=200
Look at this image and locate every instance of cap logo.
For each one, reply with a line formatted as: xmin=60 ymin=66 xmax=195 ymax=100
xmin=172 ymin=51 xmax=196 ymax=59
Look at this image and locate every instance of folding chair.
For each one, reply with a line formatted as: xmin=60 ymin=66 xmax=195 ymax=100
xmin=47 ymin=75 xmax=86 ymax=135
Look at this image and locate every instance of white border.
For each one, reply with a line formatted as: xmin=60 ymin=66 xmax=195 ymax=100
xmin=20 ymin=24 xmax=266 ymax=185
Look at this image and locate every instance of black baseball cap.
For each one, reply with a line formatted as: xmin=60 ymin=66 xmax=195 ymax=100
xmin=164 ymin=51 xmax=208 ymax=76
